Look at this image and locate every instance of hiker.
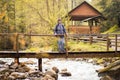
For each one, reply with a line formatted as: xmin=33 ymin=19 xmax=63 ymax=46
xmin=54 ymin=19 xmax=66 ymax=53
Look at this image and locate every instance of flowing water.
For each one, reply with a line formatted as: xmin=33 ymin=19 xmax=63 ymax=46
xmin=0 ymin=58 xmax=103 ymax=80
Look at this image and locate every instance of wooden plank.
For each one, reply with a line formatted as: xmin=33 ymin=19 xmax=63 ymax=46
xmin=0 ymin=51 xmax=119 ymax=58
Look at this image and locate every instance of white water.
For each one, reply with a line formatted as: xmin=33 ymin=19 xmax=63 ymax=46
xmin=0 ymin=58 xmax=102 ymax=80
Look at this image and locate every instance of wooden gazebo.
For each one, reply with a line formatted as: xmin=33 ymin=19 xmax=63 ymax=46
xmin=68 ymin=1 xmax=105 ymax=34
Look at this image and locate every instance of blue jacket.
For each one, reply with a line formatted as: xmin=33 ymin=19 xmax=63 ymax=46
xmin=54 ymin=24 xmax=66 ymax=38
xmin=54 ymin=24 xmax=66 ymax=34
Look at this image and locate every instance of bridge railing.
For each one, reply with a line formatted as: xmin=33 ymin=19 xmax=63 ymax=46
xmin=0 ymin=33 xmax=69 ymax=56
xmin=0 ymin=33 xmax=120 ymax=53
xmin=68 ymin=33 xmax=120 ymax=52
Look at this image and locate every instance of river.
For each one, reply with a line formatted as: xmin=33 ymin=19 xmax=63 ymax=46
xmin=0 ymin=58 xmax=103 ymax=80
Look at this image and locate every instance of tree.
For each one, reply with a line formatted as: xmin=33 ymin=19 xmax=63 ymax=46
xmin=96 ymin=0 xmax=120 ymax=31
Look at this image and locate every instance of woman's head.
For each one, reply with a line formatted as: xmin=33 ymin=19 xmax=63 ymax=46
xmin=58 ymin=18 xmax=62 ymax=24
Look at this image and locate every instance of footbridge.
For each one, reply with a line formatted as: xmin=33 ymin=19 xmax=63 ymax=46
xmin=0 ymin=33 xmax=120 ymax=71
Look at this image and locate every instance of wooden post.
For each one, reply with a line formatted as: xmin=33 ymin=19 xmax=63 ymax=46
xmin=107 ymin=34 xmax=110 ymax=51
xmin=89 ymin=35 xmax=93 ymax=44
xmin=115 ymin=34 xmax=117 ymax=53
xmin=65 ymin=34 xmax=68 ymax=57
xmin=14 ymin=33 xmax=19 ymax=64
xmin=38 ymin=58 xmax=42 ymax=71
xmin=88 ymin=20 xmax=93 ymax=34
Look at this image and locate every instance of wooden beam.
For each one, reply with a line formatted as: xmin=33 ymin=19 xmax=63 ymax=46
xmin=38 ymin=58 xmax=42 ymax=71
xmin=0 ymin=51 xmax=119 ymax=58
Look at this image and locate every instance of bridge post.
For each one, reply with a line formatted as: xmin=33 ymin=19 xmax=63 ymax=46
xmin=89 ymin=36 xmax=93 ymax=44
xmin=65 ymin=34 xmax=68 ymax=57
xmin=14 ymin=33 xmax=19 ymax=64
xmin=38 ymin=58 xmax=42 ymax=71
xmin=107 ymin=34 xmax=110 ymax=51
xmin=115 ymin=34 xmax=117 ymax=53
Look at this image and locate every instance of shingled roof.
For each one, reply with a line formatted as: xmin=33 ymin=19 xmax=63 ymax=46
xmin=68 ymin=1 xmax=104 ymax=21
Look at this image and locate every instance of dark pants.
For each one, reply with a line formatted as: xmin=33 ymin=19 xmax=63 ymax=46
xmin=58 ymin=37 xmax=65 ymax=52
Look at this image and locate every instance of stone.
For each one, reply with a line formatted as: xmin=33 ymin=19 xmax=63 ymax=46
xmin=52 ymin=67 xmax=59 ymax=73
xmin=28 ymin=70 xmax=43 ymax=77
xmin=0 ymin=60 xmax=6 ymax=64
xmin=0 ymin=68 xmax=11 ymax=74
xmin=9 ymin=72 xmax=28 ymax=79
xmin=100 ymin=75 xmax=113 ymax=80
xmin=16 ymin=63 xmax=30 ymax=72
xmin=45 ymin=70 xmax=58 ymax=80
xmin=87 ymin=59 xmax=93 ymax=63
xmin=61 ymin=68 xmax=67 ymax=72
xmin=60 ymin=71 xmax=72 ymax=77
xmin=41 ymin=75 xmax=55 ymax=80
xmin=8 ymin=75 xmax=16 ymax=80
xmin=9 ymin=62 xmax=18 ymax=69
xmin=0 ymin=75 xmax=4 ymax=79
xmin=23 ymin=60 xmax=36 ymax=64
xmin=27 ymin=77 xmax=42 ymax=80
xmin=96 ymin=59 xmax=105 ymax=65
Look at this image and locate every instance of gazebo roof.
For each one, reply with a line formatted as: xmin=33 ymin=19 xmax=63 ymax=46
xmin=68 ymin=1 xmax=104 ymax=21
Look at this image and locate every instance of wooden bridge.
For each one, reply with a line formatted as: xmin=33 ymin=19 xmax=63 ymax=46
xmin=0 ymin=33 xmax=120 ymax=71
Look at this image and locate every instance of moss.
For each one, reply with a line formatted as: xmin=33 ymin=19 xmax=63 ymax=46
xmin=67 ymin=40 xmax=111 ymax=51
xmin=103 ymin=25 xmax=119 ymax=34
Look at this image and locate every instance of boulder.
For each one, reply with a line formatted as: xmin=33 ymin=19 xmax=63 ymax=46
xmin=97 ymin=60 xmax=120 ymax=80
xmin=96 ymin=59 xmax=105 ymax=65
xmin=16 ymin=63 xmax=30 ymax=72
xmin=9 ymin=62 xmax=18 ymax=69
xmin=28 ymin=70 xmax=43 ymax=77
xmin=0 ymin=75 xmax=4 ymax=79
xmin=100 ymin=75 xmax=113 ymax=80
xmin=23 ymin=60 xmax=36 ymax=64
xmin=60 ymin=71 xmax=72 ymax=77
xmin=0 ymin=60 xmax=6 ymax=64
xmin=41 ymin=75 xmax=55 ymax=80
xmin=52 ymin=67 xmax=59 ymax=73
xmin=60 ymin=68 xmax=72 ymax=77
xmin=0 ymin=68 xmax=11 ymax=74
xmin=61 ymin=68 xmax=67 ymax=72
xmin=9 ymin=72 xmax=28 ymax=79
xmin=45 ymin=70 xmax=58 ymax=80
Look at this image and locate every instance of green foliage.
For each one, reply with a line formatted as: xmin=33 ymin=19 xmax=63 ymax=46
xmin=68 ymin=40 xmax=109 ymax=51
xmin=97 ymin=0 xmax=120 ymax=32
xmin=103 ymin=25 xmax=119 ymax=34
xmin=0 ymin=0 xmax=15 ymax=50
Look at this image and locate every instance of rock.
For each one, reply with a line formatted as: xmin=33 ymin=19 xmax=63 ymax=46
xmin=61 ymin=68 xmax=67 ymax=72
xmin=28 ymin=70 xmax=43 ymax=77
xmin=8 ymin=75 xmax=16 ymax=80
xmin=75 ymin=58 xmax=82 ymax=61
xmin=100 ymin=75 xmax=113 ymax=80
xmin=0 ymin=64 xmax=9 ymax=68
xmin=9 ymin=62 xmax=18 ymax=69
xmin=9 ymin=72 xmax=28 ymax=79
xmin=27 ymin=77 xmax=42 ymax=80
xmin=0 ymin=60 xmax=6 ymax=64
xmin=0 ymin=68 xmax=11 ymax=74
xmin=87 ymin=59 xmax=93 ymax=63
xmin=52 ymin=67 xmax=59 ymax=73
xmin=23 ymin=60 xmax=36 ymax=64
xmin=16 ymin=63 xmax=30 ymax=72
xmin=96 ymin=59 xmax=105 ymax=65
xmin=45 ymin=70 xmax=58 ymax=80
xmin=60 ymin=71 xmax=72 ymax=77
xmin=0 ymin=75 xmax=4 ymax=79
xmin=41 ymin=75 xmax=55 ymax=80
xmin=60 ymin=68 xmax=72 ymax=77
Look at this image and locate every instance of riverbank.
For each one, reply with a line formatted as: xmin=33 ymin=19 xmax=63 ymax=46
xmin=0 ymin=58 xmax=104 ymax=80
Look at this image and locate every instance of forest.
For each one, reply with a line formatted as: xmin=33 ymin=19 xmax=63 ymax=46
xmin=0 ymin=0 xmax=120 ymax=80
xmin=0 ymin=0 xmax=120 ymax=50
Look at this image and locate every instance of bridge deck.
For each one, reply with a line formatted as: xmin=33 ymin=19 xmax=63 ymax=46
xmin=0 ymin=51 xmax=120 ymax=58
